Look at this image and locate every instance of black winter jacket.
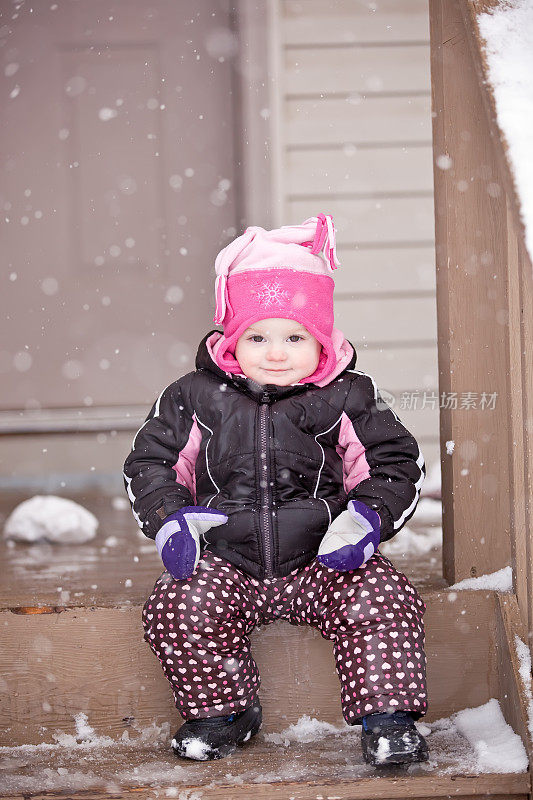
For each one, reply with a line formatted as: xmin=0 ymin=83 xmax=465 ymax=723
xmin=124 ymin=332 xmax=425 ymax=579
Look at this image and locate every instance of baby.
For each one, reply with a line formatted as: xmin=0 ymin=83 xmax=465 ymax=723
xmin=124 ymin=214 xmax=428 ymax=765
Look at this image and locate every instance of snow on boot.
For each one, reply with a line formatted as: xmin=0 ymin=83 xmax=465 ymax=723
xmin=361 ymin=710 xmax=429 ymax=766
xmin=171 ymin=704 xmax=262 ymax=761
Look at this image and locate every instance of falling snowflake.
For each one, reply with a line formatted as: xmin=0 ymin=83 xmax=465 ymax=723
xmin=252 ymin=281 xmax=289 ymax=307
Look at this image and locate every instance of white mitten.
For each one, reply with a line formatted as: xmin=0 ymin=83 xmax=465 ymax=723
xmin=317 ymin=501 xmax=381 ymax=571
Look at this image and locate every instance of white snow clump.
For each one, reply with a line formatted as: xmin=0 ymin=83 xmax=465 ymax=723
xmin=478 ymin=0 xmax=533 ymax=264
xmin=453 ymin=698 xmax=528 ymax=773
xmin=415 ymin=497 xmax=443 ymax=526
xmin=514 ymin=634 xmax=533 ymax=740
xmin=448 ymin=565 xmax=512 ymax=592
xmin=3 ymin=495 xmax=98 ymax=544
xmin=380 ymin=525 xmax=442 ymax=557
xmin=422 ymin=460 xmax=441 ymax=497
xmin=171 ymin=736 xmax=211 ymax=760
xmin=263 ymin=714 xmax=355 ymax=747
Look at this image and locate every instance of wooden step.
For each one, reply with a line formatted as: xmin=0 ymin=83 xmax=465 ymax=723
xmin=0 ymin=590 xmax=526 ymax=744
xmin=0 ymin=492 xmax=530 ymax=797
xmin=0 ymin=591 xmax=530 ymax=798
xmin=0 ymin=490 xmax=447 ymax=611
xmin=0 ymin=733 xmax=530 ymax=800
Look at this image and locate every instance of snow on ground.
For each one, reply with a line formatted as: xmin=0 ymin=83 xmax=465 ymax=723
xmin=380 ymin=525 xmax=442 ymax=557
xmin=0 ymin=701 xmax=527 ymax=793
xmin=263 ymin=704 xmax=527 ymax=774
xmin=421 ymin=461 xmax=441 ymax=498
xmin=380 ymin=493 xmax=443 ymax=558
xmin=478 ymin=0 xmax=533 ymax=264
xmin=514 ymin=635 xmax=533 ymax=740
xmin=111 ymin=496 xmax=129 ymax=511
xmin=3 ymin=495 xmax=98 ymax=544
xmin=453 ymin=698 xmax=528 ymax=773
xmin=380 ymin=495 xmax=443 ymax=559
xmin=414 ymin=497 xmax=442 ymax=526
xmin=263 ymin=714 xmax=348 ymax=746
xmin=448 ymin=565 xmax=513 ymax=592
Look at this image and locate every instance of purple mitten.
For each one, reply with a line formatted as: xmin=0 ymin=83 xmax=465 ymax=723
xmin=317 ymin=500 xmax=381 ymax=571
xmin=155 ymin=506 xmax=227 ymax=580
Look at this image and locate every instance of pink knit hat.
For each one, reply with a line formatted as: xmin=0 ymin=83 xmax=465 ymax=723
xmin=212 ymin=214 xmax=340 ymax=384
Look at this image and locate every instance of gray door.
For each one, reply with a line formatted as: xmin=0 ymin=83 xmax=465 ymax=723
xmin=1 ymin=0 xmax=237 ymax=413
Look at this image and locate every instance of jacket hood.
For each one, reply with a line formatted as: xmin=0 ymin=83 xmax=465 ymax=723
xmin=195 ymin=329 xmax=357 ymax=402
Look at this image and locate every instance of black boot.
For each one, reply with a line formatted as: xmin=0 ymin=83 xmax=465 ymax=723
xmin=171 ymin=703 xmax=262 ymax=761
xmin=361 ymin=710 xmax=429 ymax=766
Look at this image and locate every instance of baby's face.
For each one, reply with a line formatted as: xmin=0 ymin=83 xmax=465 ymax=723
xmin=234 ymin=318 xmax=322 ymax=386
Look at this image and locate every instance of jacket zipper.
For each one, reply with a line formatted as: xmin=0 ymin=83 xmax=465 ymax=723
xmin=259 ymin=393 xmax=274 ymax=577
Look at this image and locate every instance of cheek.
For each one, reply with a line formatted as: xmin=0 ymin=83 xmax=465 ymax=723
xmin=306 ymin=343 xmax=322 ymax=367
xmin=235 ymin=342 xmax=256 ymax=369
xmin=294 ymin=347 xmax=320 ymax=375
xmin=235 ymin=340 xmax=247 ymax=359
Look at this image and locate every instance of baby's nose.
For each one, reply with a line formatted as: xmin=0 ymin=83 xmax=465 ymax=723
xmin=266 ymin=345 xmax=287 ymax=361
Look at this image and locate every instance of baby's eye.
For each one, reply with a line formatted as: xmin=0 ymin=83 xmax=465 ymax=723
xmin=249 ymin=334 xmax=264 ymax=343
xmin=288 ymin=334 xmax=303 ymax=343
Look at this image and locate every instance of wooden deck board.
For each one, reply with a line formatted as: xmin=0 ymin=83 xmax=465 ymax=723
xmin=0 ymin=494 xmax=529 ymax=798
xmin=0 ymin=592 xmax=498 ymax=745
xmin=0 ymin=724 xmax=529 ymax=799
xmin=0 ymin=490 xmax=446 ymax=611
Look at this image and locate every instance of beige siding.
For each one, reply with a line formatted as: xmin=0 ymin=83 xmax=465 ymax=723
xmin=288 ymin=197 xmax=434 ymax=244
xmin=275 ymin=0 xmax=439 ymax=468
xmin=332 ymin=246 xmax=436 ymax=293
xmin=284 ymin=45 xmax=431 ymax=95
xmin=287 ymin=145 xmax=433 ymax=196
xmin=282 ymin=0 xmax=430 ymax=44
xmin=286 ymin=95 xmax=432 ymax=146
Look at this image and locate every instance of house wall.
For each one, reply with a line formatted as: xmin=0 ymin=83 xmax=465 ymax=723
xmin=271 ymin=0 xmax=439 ymax=471
xmin=0 ymin=1 xmax=240 ymax=492
xmin=1 ymin=0 xmax=440 ymax=494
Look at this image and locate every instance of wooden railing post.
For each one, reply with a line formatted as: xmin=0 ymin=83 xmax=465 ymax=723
xmin=461 ymin=0 xmax=533 ymax=660
xmin=430 ymin=0 xmax=533 ymax=656
xmin=430 ymin=0 xmax=513 ymax=583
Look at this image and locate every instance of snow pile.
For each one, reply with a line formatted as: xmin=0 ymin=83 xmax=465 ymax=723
xmin=11 ymin=713 xmax=168 ymax=753
xmin=421 ymin=460 xmax=441 ymax=498
xmin=414 ymin=497 xmax=442 ymax=526
xmin=380 ymin=525 xmax=442 ymax=557
xmin=478 ymin=0 xmax=533 ymax=263
xmin=75 ymin=712 xmax=97 ymax=740
xmin=453 ymin=698 xmax=528 ymax=773
xmin=263 ymin=702 xmax=528 ymax=775
xmin=0 ymin=716 xmax=176 ymax=795
xmin=262 ymin=714 xmax=356 ymax=746
xmin=60 ymin=713 xmax=111 ymax=747
xmin=111 ymin=496 xmax=129 ymax=511
xmin=448 ymin=565 xmax=512 ymax=592
xmin=380 ymin=497 xmax=443 ymax=558
xmin=514 ymin=635 xmax=533 ymax=740
xmin=3 ymin=495 xmax=98 ymax=544
xmin=379 ymin=486 xmax=442 ymax=557
xmin=0 ymin=701 xmax=528 ymax=792
xmin=170 ymin=735 xmax=212 ymax=760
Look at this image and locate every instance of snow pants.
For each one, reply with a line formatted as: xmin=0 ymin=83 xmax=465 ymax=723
xmin=142 ymin=550 xmax=427 ymax=724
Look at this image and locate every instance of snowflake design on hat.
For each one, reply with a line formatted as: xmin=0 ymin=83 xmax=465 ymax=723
xmin=252 ymin=281 xmax=290 ymax=307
